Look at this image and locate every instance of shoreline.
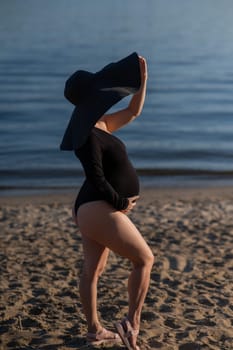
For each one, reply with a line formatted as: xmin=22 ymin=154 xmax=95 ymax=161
xmin=1 ymin=184 xmax=233 ymax=205
xmin=2 ymin=171 xmax=233 ymax=198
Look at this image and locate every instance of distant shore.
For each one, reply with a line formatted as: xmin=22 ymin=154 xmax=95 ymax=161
xmin=2 ymin=169 xmax=233 ymax=198
xmin=1 ymin=184 xmax=233 ymax=205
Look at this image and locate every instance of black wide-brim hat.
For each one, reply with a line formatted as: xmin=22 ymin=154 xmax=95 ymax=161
xmin=60 ymin=52 xmax=141 ymax=150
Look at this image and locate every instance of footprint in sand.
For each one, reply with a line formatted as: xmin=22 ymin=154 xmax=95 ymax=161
xmin=163 ymin=255 xmax=193 ymax=273
xmin=179 ymin=343 xmax=201 ymax=350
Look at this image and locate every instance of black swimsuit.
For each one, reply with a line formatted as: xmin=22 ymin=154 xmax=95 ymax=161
xmin=74 ymin=127 xmax=139 ymax=213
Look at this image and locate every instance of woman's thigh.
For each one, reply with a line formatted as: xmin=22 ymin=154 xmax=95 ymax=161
xmin=77 ymin=201 xmax=153 ymax=264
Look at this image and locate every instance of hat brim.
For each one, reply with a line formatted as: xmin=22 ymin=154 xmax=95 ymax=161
xmin=60 ymin=86 xmax=138 ymax=150
xmin=60 ymin=52 xmax=141 ymax=150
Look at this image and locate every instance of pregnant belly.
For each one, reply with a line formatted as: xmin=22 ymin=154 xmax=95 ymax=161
xmin=109 ymin=167 xmax=140 ymax=198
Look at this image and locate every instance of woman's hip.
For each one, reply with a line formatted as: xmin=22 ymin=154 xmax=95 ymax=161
xmin=77 ymin=200 xmax=116 ymax=224
xmin=73 ymin=199 xmax=112 ymax=227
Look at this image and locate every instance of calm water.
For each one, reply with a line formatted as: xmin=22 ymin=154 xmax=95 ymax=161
xmin=1 ymin=0 xmax=233 ymax=193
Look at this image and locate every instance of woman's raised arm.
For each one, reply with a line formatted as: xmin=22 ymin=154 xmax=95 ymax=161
xmin=100 ymin=56 xmax=148 ymax=133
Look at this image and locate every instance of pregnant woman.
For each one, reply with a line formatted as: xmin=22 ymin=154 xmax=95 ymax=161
xmin=60 ymin=53 xmax=154 ymax=350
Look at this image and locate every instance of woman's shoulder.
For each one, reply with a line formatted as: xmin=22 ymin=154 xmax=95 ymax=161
xmin=75 ymin=128 xmax=105 ymax=156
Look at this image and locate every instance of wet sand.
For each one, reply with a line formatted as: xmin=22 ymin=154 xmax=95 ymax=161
xmin=0 ymin=187 xmax=233 ymax=350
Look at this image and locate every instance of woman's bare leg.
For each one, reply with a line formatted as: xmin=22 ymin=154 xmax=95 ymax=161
xmin=77 ymin=201 xmax=154 ymax=347
xmin=79 ymin=234 xmax=110 ymax=333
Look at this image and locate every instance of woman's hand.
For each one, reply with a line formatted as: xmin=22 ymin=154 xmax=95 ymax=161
xmin=121 ymin=195 xmax=140 ymax=214
xmin=139 ymin=56 xmax=148 ymax=84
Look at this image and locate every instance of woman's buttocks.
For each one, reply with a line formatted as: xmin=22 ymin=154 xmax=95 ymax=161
xmin=76 ymin=200 xmax=119 ymax=237
xmin=74 ymin=180 xmax=105 ymax=214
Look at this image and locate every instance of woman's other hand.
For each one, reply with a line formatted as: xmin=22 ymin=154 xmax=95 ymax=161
xmin=121 ymin=195 xmax=140 ymax=214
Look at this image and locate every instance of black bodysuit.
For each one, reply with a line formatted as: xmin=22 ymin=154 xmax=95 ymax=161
xmin=74 ymin=127 xmax=139 ymax=213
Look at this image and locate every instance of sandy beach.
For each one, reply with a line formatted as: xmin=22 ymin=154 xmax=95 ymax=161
xmin=0 ymin=187 xmax=233 ymax=350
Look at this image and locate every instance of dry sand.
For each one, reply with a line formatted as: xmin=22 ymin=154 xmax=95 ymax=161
xmin=0 ymin=187 xmax=233 ymax=350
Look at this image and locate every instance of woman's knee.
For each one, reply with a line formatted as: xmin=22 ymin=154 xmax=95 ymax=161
xmin=143 ymin=250 xmax=154 ymax=268
xmin=132 ymin=249 xmax=154 ymax=269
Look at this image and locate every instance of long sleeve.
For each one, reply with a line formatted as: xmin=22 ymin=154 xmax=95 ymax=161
xmin=75 ymin=134 xmax=129 ymax=210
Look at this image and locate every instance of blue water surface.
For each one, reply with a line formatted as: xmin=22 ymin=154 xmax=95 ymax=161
xmin=1 ymin=0 xmax=233 ymax=192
